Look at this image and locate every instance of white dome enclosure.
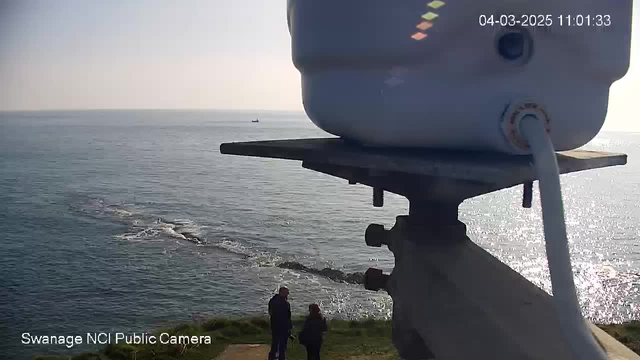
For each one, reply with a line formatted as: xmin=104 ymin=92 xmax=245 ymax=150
xmin=287 ymin=0 xmax=634 ymax=154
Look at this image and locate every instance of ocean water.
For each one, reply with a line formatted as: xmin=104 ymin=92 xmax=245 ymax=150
xmin=0 ymin=110 xmax=639 ymax=359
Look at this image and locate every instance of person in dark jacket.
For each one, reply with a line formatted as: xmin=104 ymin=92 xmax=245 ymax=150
xmin=268 ymin=287 xmax=292 ymax=360
xmin=299 ymin=304 xmax=328 ymax=360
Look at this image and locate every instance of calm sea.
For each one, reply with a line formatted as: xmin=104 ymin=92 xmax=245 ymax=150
xmin=1 ymin=110 xmax=639 ymax=359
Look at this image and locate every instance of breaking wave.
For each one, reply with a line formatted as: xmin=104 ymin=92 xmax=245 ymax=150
xmin=71 ymin=197 xmax=640 ymax=293
xmin=116 ymin=218 xmax=205 ymax=245
xmin=72 ymin=197 xmax=369 ymax=286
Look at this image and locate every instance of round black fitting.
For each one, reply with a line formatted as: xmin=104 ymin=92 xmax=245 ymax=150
xmin=496 ymin=27 xmax=533 ymax=64
xmin=365 ymin=224 xmax=388 ymax=247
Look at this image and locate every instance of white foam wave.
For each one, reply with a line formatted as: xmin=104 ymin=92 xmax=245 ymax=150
xmin=172 ymin=219 xmax=194 ymax=225
xmin=206 ymin=238 xmax=283 ymax=266
xmin=116 ymin=217 xmax=205 ymax=244
xmin=115 ymin=228 xmax=161 ymax=241
xmin=161 ymin=225 xmax=187 ymax=240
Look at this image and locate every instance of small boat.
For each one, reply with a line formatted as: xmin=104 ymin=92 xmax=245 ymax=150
xmin=252 ymin=119 xmax=259 ymax=123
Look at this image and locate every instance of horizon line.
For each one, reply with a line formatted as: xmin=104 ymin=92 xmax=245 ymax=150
xmin=0 ymin=108 xmax=637 ymax=133
xmin=0 ymin=107 xmax=307 ymax=113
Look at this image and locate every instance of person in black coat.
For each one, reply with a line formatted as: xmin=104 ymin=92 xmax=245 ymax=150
xmin=268 ymin=287 xmax=292 ymax=360
xmin=299 ymin=303 xmax=328 ymax=360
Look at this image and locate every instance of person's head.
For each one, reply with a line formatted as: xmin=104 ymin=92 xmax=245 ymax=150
xmin=278 ymin=287 xmax=289 ymax=299
xmin=309 ymin=303 xmax=321 ymax=316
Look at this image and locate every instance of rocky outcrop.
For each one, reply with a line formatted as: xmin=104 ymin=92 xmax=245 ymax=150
xmin=277 ymin=261 xmax=364 ymax=285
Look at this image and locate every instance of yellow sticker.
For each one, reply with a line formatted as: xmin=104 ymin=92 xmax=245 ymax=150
xmin=428 ymin=1 xmax=445 ymax=9
xmin=422 ymin=12 xmax=439 ymax=20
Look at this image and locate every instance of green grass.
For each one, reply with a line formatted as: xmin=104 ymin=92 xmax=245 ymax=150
xmin=598 ymin=321 xmax=640 ymax=355
xmin=34 ymin=319 xmax=640 ymax=360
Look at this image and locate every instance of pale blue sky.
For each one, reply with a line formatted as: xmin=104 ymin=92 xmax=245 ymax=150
xmin=0 ymin=1 xmax=638 ymax=131
xmin=0 ymin=0 xmax=301 ymax=111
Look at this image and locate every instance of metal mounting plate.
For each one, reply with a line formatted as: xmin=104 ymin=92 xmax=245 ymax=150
xmin=220 ymin=138 xmax=626 ymax=201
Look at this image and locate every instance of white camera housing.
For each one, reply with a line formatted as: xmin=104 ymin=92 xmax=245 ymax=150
xmin=288 ymin=0 xmax=633 ymax=154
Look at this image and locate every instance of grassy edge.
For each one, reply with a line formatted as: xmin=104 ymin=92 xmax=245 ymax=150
xmin=33 ymin=319 xmax=639 ymax=360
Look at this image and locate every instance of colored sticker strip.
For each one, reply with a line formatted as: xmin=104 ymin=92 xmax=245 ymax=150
xmin=411 ymin=1 xmax=445 ymax=41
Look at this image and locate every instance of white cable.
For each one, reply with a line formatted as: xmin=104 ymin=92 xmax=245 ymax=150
xmin=519 ymin=115 xmax=606 ymax=360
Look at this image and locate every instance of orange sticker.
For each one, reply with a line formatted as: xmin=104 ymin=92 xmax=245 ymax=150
xmin=416 ymin=21 xmax=433 ymax=31
xmin=411 ymin=32 xmax=427 ymax=40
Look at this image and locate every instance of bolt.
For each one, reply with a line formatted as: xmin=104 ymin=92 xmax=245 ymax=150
xmin=373 ymin=188 xmax=384 ymax=207
xmin=522 ymin=181 xmax=533 ymax=208
xmin=364 ymin=268 xmax=389 ymax=291
xmin=365 ymin=224 xmax=389 ymax=247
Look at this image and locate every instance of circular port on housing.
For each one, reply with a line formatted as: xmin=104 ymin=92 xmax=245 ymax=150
xmin=496 ymin=27 xmax=533 ymax=64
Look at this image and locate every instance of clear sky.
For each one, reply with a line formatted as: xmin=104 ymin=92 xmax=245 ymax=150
xmin=0 ymin=1 xmax=638 ymax=131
